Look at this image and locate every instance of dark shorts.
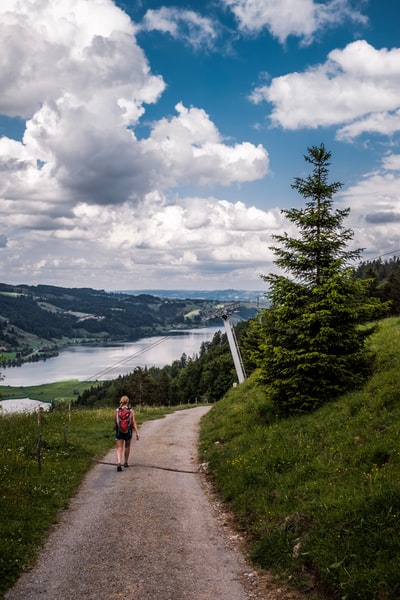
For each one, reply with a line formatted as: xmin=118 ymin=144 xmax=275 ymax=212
xmin=115 ymin=430 xmax=132 ymax=441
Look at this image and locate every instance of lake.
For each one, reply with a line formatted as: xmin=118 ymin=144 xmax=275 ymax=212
xmin=1 ymin=327 xmax=221 ymax=387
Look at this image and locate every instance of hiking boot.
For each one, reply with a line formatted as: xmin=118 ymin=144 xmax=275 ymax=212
xmin=117 ymin=464 xmax=122 ymax=472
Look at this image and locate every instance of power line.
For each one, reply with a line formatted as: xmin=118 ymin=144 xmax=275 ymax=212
xmin=87 ymin=336 xmax=169 ymax=381
xmin=361 ymin=248 xmax=400 ymax=263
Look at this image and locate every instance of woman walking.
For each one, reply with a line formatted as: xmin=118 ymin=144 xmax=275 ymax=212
xmin=115 ymin=395 xmax=140 ymax=471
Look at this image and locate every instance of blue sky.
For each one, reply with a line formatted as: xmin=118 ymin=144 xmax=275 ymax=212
xmin=0 ymin=0 xmax=399 ymax=291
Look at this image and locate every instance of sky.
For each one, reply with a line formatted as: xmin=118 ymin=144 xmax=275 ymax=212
xmin=0 ymin=0 xmax=400 ymax=292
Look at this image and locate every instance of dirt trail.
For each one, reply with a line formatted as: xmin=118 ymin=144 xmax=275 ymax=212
xmin=5 ymin=407 xmax=258 ymax=600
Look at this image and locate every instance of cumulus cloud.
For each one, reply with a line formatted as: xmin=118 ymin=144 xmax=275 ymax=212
xmin=0 ymin=0 xmax=272 ymax=289
xmin=0 ymin=193 xmax=283 ymax=289
xmin=337 ymin=154 xmax=400 ymax=258
xmin=251 ymin=41 xmax=400 ymax=139
xmin=143 ymin=103 xmax=269 ymax=187
xmin=0 ymin=0 xmax=167 ymax=209
xmin=0 ymin=98 xmax=269 ymax=223
xmin=0 ymin=0 xmax=159 ymax=120
xmin=138 ymin=7 xmax=219 ymax=50
xmin=222 ymin=0 xmax=366 ymax=43
xmin=0 ymin=1 xmax=268 ymax=213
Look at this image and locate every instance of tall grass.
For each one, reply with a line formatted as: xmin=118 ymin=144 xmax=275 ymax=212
xmin=0 ymin=403 xmax=184 ymax=598
xmin=200 ymin=316 xmax=400 ymax=600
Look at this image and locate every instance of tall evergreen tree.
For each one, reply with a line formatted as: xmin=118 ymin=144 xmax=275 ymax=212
xmin=256 ymin=144 xmax=388 ymax=415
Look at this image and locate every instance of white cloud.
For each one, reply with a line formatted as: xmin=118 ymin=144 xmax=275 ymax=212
xmin=251 ymin=41 xmax=400 ymax=139
xmin=0 ymin=0 xmax=157 ymax=119
xmin=222 ymin=0 xmax=366 ymax=43
xmin=337 ymin=110 xmax=400 ymax=141
xmin=0 ymin=0 xmax=268 ymax=214
xmin=138 ymin=7 xmax=219 ymax=50
xmin=0 ymin=0 xmax=272 ymax=289
xmin=0 ymin=193 xmax=283 ymax=289
xmin=0 ymin=0 xmax=167 ymax=209
xmin=337 ymin=154 xmax=400 ymax=259
xmin=143 ymin=103 xmax=269 ymax=187
xmin=382 ymin=154 xmax=400 ymax=171
xmin=0 ymin=98 xmax=269 ymax=225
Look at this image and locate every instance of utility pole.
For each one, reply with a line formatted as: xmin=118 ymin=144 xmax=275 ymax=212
xmin=222 ymin=314 xmax=246 ymax=384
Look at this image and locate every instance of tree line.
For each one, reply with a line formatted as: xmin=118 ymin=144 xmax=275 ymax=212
xmin=354 ymin=256 xmax=400 ymax=314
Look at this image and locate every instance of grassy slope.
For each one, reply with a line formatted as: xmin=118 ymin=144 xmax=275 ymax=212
xmin=200 ymin=316 xmax=400 ymax=600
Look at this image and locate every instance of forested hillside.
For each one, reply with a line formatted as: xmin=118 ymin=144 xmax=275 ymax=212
xmin=0 ymin=282 xmax=256 ymax=367
xmin=355 ymin=255 xmax=400 ymax=314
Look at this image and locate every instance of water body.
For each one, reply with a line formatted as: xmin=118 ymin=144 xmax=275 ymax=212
xmin=1 ymin=327 xmax=221 ymax=387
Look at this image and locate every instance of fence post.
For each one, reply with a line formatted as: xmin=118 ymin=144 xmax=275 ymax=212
xmin=37 ymin=432 xmax=42 ymax=474
xmin=38 ymin=406 xmax=43 ymax=431
xmin=37 ymin=407 xmax=44 ymax=473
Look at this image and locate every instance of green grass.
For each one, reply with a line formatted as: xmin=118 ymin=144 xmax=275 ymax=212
xmin=200 ymin=316 xmax=400 ymax=600
xmin=0 ymin=403 xmax=195 ymax=598
xmin=0 ymin=380 xmax=92 ymax=404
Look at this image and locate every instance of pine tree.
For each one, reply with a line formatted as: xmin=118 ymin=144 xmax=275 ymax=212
xmin=257 ymin=144 xmax=388 ymax=415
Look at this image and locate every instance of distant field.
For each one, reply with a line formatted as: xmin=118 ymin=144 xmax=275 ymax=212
xmin=0 ymin=380 xmax=92 ymax=403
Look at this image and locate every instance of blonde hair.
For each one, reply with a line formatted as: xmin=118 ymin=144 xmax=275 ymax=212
xmin=119 ymin=395 xmax=129 ymax=407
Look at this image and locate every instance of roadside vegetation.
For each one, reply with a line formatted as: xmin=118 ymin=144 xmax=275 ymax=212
xmin=200 ymin=315 xmax=400 ymax=599
xmin=0 ymin=402 xmax=195 ymax=598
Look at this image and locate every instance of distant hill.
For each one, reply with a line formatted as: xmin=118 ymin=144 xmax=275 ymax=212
xmin=120 ymin=288 xmax=268 ymax=303
xmin=0 ymin=282 xmax=258 ymax=366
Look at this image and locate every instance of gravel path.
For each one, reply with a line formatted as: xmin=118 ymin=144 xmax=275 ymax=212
xmin=5 ymin=407 xmax=257 ymax=600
